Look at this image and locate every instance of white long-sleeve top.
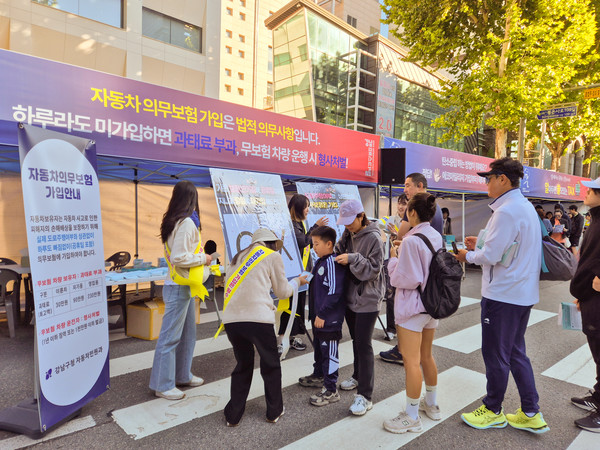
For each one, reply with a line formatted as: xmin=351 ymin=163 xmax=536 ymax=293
xmin=388 ymin=222 xmax=443 ymax=323
xmin=164 ymin=217 xmax=208 ymax=285
xmin=465 ymin=188 xmax=541 ymax=306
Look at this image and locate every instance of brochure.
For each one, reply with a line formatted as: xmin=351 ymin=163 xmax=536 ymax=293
xmin=559 ymin=301 xmax=582 ymax=331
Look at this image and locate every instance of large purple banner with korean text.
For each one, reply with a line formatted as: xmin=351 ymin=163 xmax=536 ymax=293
xmin=383 ymin=137 xmax=589 ymax=200
xmin=0 ymin=49 xmax=379 ymax=183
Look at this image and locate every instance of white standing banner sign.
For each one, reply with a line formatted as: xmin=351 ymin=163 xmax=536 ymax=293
xmin=18 ymin=124 xmax=109 ymax=432
xmin=295 ymin=182 xmax=361 ymax=241
xmin=210 ymin=168 xmax=303 ymax=280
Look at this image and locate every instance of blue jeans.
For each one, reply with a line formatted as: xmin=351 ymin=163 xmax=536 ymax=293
xmin=149 ymin=285 xmax=197 ymax=392
xmin=481 ymin=297 xmax=540 ymax=414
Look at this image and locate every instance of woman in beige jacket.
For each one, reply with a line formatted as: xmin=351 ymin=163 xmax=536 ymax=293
xmin=223 ymin=228 xmax=307 ymax=426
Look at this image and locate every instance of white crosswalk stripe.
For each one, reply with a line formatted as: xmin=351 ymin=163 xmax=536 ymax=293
xmin=111 ymin=339 xmax=392 ymax=440
xmin=433 ymin=308 xmax=556 ymax=354
xmin=542 ymin=344 xmax=595 ymax=389
xmin=283 ymin=366 xmax=487 ymax=449
xmin=567 ymin=430 xmax=600 ymax=450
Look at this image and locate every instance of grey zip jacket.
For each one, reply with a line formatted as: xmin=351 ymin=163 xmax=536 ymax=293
xmin=334 ymin=222 xmax=385 ymax=313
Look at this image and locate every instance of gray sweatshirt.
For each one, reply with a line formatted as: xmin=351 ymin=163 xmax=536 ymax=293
xmin=335 ymin=222 xmax=385 ymax=313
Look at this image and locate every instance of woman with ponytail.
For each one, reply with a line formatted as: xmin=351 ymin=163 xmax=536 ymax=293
xmin=150 ymin=180 xmax=211 ymax=400
xmin=383 ymin=193 xmax=442 ymax=434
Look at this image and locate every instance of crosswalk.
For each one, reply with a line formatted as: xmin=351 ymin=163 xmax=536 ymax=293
xmin=1 ymin=294 xmax=597 ymax=449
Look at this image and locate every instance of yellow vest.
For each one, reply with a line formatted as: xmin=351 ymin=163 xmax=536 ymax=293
xmin=164 ymin=234 xmax=209 ymax=300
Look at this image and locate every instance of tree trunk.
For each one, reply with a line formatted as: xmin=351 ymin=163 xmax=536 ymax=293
xmin=495 ymin=128 xmax=508 ymax=159
xmin=550 ymin=142 xmax=565 ymax=172
xmin=583 ymin=138 xmax=594 ymax=178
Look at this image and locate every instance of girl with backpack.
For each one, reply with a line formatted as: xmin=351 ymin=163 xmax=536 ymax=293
xmin=383 ymin=193 xmax=442 ymax=434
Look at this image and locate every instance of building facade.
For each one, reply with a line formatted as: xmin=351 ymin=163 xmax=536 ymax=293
xmin=0 ymin=0 xmax=289 ymax=110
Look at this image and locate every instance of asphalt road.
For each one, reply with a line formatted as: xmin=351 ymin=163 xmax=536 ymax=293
xmin=0 ymin=267 xmax=596 ymax=449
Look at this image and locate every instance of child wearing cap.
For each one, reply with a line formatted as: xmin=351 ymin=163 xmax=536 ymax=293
xmin=334 ymin=199 xmax=385 ymax=416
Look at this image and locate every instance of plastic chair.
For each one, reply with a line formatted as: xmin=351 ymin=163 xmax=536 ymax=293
xmin=105 ymin=251 xmax=131 ymax=329
xmin=105 ymin=251 xmax=131 ymax=271
xmin=0 ymin=258 xmax=21 ymax=305
xmin=0 ymin=268 xmax=20 ymax=338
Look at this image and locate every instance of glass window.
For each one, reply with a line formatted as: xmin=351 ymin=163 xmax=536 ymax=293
xmin=226 ymin=29 xmax=232 ymax=38
xmin=239 ymin=34 xmax=245 ymax=43
xmin=240 ymin=0 xmax=246 ymax=6
xmin=268 ymin=45 xmax=273 ymax=72
xmin=33 ymin=0 xmax=123 ymax=28
xmin=225 ymin=68 xmax=232 ymax=76
xmin=226 ymin=7 xmax=233 ymax=15
xmin=238 ymin=88 xmax=244 ymax=95
xmin=239 ymin=50 xmax=245 ymax=58
xmin=225 ymin=84 xmax=231 ymax=92
xmin=267 ymin=81 xmax=273 ymax=97
xmin=142 ymin=8 xmax=202 ymax=53
xmin=238 ymin=72 xmax=244 ymax=80
xmin=226 ymin=46 xmax=232 ymax=54
xmin=239 ymin=12 xmax=246 ymax=21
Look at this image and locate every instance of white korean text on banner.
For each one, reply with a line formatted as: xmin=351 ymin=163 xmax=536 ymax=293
xmin=295 ymin=182 xmax=361 ymax=242
xmin=18 ymin=124 xmax=109 ymax=431
xmin=210 ymin=168 xmax=303 ymax=280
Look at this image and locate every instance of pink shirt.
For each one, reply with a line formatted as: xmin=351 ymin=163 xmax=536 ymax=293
xmin=388 ymin=222 xmax=443 ymax=324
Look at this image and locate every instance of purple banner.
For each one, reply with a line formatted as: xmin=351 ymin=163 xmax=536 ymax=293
xmin=0 ymin=49 xmax=379 ymax=183
xmin=383 ymin=137 xmax=589 ymax=200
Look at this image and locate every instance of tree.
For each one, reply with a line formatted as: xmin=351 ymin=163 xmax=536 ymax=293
xmin=382 ymin=0 xmax=597 ymax=159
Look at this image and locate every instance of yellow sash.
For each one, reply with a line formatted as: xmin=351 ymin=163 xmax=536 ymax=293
xmin=301 ymin=221 xmax=310 ymax=269
xmin=214 ymin=245 xmax=273 ymax=338
xmin=164 ymin=235 xmax=209 ymax=300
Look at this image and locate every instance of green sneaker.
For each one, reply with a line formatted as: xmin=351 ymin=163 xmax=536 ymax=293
xmin=506 ymin=408 xmax=550 ymax=434
xmin=461 ymin=405 xmax=507 ymax=429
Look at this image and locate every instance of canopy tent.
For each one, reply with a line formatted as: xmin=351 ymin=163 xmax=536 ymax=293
xmin=0 ymin=49 xmax=382 ymax=263
xmin=377 ymin=138 xmax=590 ymax=240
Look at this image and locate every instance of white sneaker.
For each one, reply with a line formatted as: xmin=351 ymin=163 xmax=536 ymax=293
xmin=349 ymin=394 xmax=373 ymax=416
xmin=177 ymin=375 xmax=204 ymax=387
xmin=419 ymin=397 xmax=441 ymax=420
xmin=155 ymin=387 xmax=185 ymax=400
xmin=383 ymin=411 xmax=423 ymax=434
xmin=340 ymin=377 xmax=358 ymax=391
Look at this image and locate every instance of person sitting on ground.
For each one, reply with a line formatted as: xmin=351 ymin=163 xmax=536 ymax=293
xmin=297 ymin=226 xmax=346 ymax=407
xmin=222 ymin=228 xmax=308 ymax=426
xmin=383 ymin=193 xmax=442 ymax=434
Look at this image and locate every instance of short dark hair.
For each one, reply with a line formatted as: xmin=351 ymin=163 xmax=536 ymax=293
xmin=407 ymin=192 xmax=437 ymax=223
xmin=405 ymin=172 xmax=428 ymax=189
xmin=397 ymin=193 xmax=408 ymax=204
xmin=310 ymin=225 xmax=337 ymax=245
xmin=487 ymin=157 xmax=523 ymax=188
xmin=535 ymin=205 xmax=544 ymax=210
xmin=358 ymin=212 xmax=370 ymax=227
xmin=569 ymin=205 xmax=578 ymax=211
xmin=441 ymin=207 xmax=450 ymax=215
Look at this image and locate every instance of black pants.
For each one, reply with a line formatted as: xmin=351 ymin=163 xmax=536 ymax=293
xmin=224 ymin=322 xmax=283 ymax=424
xmin=345 ymin=308 xmax=379 ymax=400
xmin=278 ymin=290 xmax=306 ymax=336
xmin=385 ymin=296 xmax=396 ymax=333
xmin=313 ymin=335 xmax=340 ymax=392
xmin=587 ymin=333 xmax=600 ymax=403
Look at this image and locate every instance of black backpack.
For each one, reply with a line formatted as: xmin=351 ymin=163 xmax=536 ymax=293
xmin=414 ymin=233 xmax=463 ymax=319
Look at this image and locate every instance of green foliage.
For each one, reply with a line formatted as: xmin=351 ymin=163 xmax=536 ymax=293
xmin=382 ymin=0 xmax=597 ymax=151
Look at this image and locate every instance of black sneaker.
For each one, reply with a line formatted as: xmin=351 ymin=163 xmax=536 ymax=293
xmin=571 ymin=391 xmax=600 ymax=412
xmin=299 ymin=374 xmax=324 ymax=387
xmin=575 ymin=410 xmax=600 ymax=433
xmin=379 ymin=346 xmax=403 ymax=365
xmin=310 ymin=387 xmax=341 ymax=406
xmin=290 ymin=337 xmax=307 ymax=351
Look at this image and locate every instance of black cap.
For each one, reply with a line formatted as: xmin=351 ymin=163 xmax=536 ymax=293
xmin=476 ymin=157 xmax=524 ymax=184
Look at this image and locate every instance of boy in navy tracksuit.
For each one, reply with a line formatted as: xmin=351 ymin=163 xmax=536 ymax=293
xmin=297 ymin=226 xmax=346 ymax=406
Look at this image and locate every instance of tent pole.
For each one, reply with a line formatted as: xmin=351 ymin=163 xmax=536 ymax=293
xmin=134 ymin=169 xmax=139 ymax=259
xmin=462 ymin=193 xmax=466 ymax=279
